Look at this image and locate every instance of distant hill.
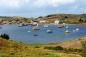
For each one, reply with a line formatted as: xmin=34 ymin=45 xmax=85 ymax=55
xmin=37 ymin=14 xmax=86 ymax=24
xmin=0 ymin=14 xmax=86 ymax=24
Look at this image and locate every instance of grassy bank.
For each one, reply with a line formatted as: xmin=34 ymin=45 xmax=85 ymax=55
xmin=0 ymin=37 xmax=83 ymax=57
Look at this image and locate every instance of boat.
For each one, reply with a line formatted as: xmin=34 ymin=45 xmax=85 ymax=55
xmin=18 ymin=24 xmax=23 ymax=27
xmin=58 ymin=24 xmax=64 ymax=28
xmin=46 ymin=30 xmax=53 ymax=33
xmin=18 ymin=23 xmax=28 ymax=27
xmin=32 ymin=27 xmax=40 ymax=31
xmin=65 ymin=26 xmax=69 ymax=29
xmin=44 ymin=25 xmax=48 ymax=28
xmin=27 ymin=31 xmax=31 ymax=32
xmin=33 ymin=34 xmax=38 ymax=36
xmin=76 ymin=28 xmax=79 ymax=31
xmin=65 ymin=30 xmax=70 ymax=33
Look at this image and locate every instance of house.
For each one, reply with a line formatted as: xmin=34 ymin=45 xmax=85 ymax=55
xmin=54 ymin=20 xmax=59 ymax=25
xmin=79 ymin=18 xmax=86 ymax=22
xmin=30 ymin=20 xmax=38 ymax=26
xmin=39 ymin=20 xmax=48 ymax=23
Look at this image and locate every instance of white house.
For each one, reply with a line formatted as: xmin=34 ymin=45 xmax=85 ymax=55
xmin=39 ymin=20 xmax=48 ymax=23
xmin=54 ymin=20 xmax=59 ymax=25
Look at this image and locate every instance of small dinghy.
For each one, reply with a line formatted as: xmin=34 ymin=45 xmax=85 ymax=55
xmin=27 ymin=31 xmax=31 ymax=32
xmin=33 ymin=34 xmax=38 ymax=36
xmin=76 ymin=28 xmax=79 ymax=31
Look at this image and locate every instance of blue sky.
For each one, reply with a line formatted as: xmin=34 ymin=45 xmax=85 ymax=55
xmin=0 ymin=0 xmax=86 ymax=17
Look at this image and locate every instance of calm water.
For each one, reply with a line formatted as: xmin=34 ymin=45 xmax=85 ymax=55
xmin=0 ymin=25 xmax=86 ymax=44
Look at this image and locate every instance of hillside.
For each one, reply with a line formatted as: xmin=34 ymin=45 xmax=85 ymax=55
xmin=37 ymin=14 xmax=86 ymax=24
xmin=0 ymin=37 xmax=81 ymax=57
xmin=0 ymin=14 xmax=86 ymax=25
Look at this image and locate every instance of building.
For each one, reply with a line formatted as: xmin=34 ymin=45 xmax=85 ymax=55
xmin=79 ymin=18 xmax=86 ymax=22
xmin=39 ymin=20 xmax=48 ymax=23
xmin=54 ymin=20 xmax=59 ymax=25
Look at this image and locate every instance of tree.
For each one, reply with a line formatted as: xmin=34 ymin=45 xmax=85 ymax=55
xmin=0 ymin=34 xmax=10 ymax=40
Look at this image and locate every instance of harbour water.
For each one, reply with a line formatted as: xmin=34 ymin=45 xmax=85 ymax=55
xmin=0 ymin=25 xmax=86 ymax=44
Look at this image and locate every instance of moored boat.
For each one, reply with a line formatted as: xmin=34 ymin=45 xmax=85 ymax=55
xmin=46 ymin=30 xmax=53 ymax=33
xmin=65 ymin=30 xmax=70 ymax=33
xmin=32 ymin=27 xmax=40 ymax=31
xmin=58 ymin=24 xmax=64 ymax=28
xmin=44 ymin=25 xmax=48 ymax=28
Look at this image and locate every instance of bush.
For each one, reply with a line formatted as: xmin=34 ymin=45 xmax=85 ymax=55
xmin=44 ymin=46 xmax=63 ymax=51
xmin=55 ymin=46 xmax=63 ymax=50
xmin=0 ymin=34 xmax=10 ymax=40
xmin=81 ymin=41 xmax=86 ymax=57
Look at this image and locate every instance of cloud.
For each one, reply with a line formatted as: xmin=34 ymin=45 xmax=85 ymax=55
xmin=0 ymin=0 xmax=86 ymax=17
xmin=0 ymin=0 xmax=76 ymax=8
xmin=0 ymin=0 xmax=30 ymax=8
xmin=32 ymin=0 xmax=76 ymax=8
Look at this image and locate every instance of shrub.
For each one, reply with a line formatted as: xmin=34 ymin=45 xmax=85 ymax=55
xmin=44 ymin=46 xmax=63 ymax=51
xmin=81 ymin=41 xmax=86 ymax=57
xmin=55 ymin=46 xmax=63 ymax=50
xmin=0 ymin=34 xmax=10 ymax=40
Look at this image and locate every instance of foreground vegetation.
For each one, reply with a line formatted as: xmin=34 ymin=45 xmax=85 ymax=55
xmin=0 ymin=36 xmax=85 ymax=57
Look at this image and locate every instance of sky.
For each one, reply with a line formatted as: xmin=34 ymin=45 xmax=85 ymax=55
xmin=0 ymin=0 xmax=86 ymax=17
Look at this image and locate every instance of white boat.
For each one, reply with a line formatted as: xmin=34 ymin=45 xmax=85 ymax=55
xmin=18 ymin=24 xmax=23 ymax=27
xmin=73 ymin=30 xmax=76 ymax=32
xmin=65 ymin=30 xmax=70 ymax=33
xmin=58 ymin=24 xmax=64 ymax=28
xmin=27 ymin=31 xmax=31 ymax=32
xmin=65 ymin=26 xmax=69 ymax=29
xmin=76 ymin=28 xmax=79 ymax=31
xmin=46 ymin=30 xmax=53 ymax=33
